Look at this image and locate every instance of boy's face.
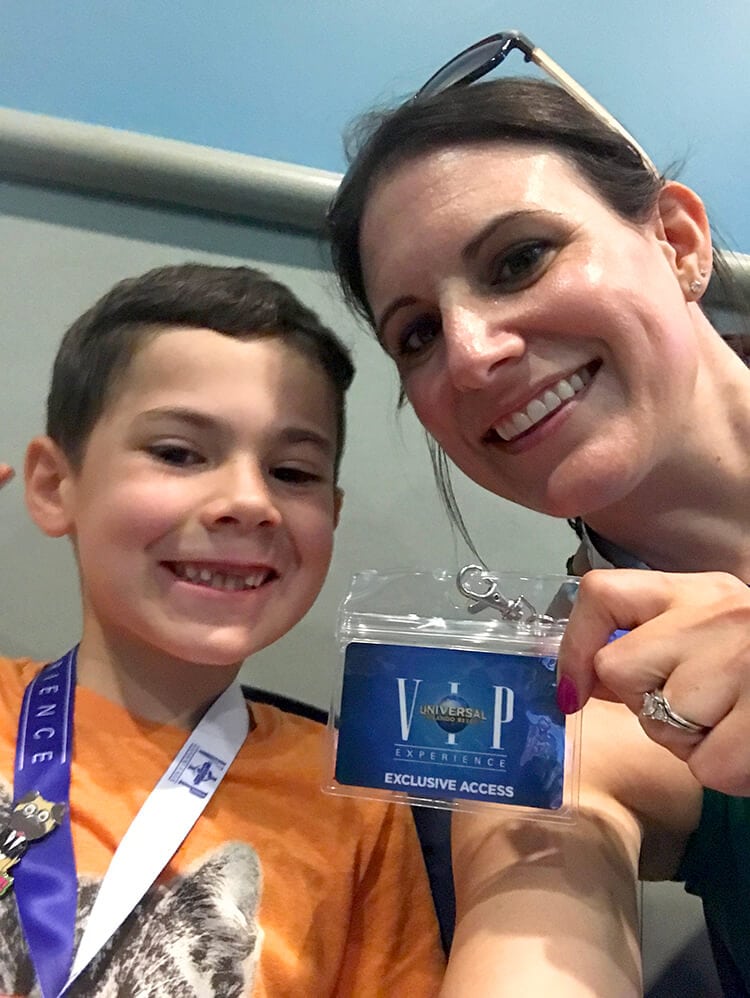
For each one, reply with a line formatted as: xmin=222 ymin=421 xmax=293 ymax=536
xmin=48 ymin=327 xmax=342 ymax=669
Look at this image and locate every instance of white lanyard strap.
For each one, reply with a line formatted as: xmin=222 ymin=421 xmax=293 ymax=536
xmin=64 ymin=681 xmax=249 ymax=991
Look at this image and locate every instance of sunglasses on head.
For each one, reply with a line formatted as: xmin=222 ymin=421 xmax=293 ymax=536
xmin=416 ymin=30 xmax=658 ymax=178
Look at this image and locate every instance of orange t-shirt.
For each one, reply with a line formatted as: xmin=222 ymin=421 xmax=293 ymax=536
xmin=0 ymin=656 xmax=445 ymax=996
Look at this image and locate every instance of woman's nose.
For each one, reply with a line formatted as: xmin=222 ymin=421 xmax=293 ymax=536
xmin=200 ymin=461 xmax=282 ymax=532
xmin=442 ymin=304 xmax=524 ymax=391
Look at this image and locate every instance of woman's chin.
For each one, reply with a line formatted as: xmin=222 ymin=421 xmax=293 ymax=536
xmin=532 ymin=469 xmax=639 ymax=523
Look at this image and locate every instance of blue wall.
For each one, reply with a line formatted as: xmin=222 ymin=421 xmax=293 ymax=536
xmin=2 ymin=0 xmax=749 ymax=246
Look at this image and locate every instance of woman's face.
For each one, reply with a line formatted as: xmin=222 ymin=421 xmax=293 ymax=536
xmin=359 ymin=143 xmax=701 ymax=520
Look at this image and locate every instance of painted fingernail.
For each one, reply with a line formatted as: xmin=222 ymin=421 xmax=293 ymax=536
xmin=556 ymin=675 xmax=580 ymax=715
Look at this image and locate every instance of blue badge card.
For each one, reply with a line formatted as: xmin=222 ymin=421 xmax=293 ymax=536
xmin=325 ymin=569 xmax=581 ymax=821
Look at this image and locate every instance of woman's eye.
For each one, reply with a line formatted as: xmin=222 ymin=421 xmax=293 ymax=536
xmin=489 ymin=241 xmax=553 ymax=287
xmin=148 ymin=444 xmax=203 ymax=467
xmin=396 ymin=315 xmax=441 ymax=357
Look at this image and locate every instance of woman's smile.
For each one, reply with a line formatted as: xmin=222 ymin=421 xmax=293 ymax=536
xmin=488 ymin=361 xmax=599 ymax=443
xmin=361 ymin=143 xmax=704 ymax=518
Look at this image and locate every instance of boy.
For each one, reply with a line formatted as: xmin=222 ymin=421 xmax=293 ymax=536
xmin=0 ymin=264 xmax=445 ymax=996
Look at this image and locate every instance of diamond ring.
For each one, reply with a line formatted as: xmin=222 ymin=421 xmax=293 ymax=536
xmin=641 ymin=689 xmax=707 ymax=735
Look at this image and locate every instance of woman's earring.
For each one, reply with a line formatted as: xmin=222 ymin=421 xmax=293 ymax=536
xmin=689 ymin=269 xmax=708 ymax=296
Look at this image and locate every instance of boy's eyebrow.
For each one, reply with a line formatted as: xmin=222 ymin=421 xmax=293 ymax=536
xmin=275 ymin=425 xmax=335 ymax=455
xmin=138 ymin=407 xmax=335 ymax=454
xmin=139 ymin=407 xmax=218 ymax=431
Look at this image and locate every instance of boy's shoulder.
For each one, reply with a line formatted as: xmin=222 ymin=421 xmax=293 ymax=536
xmin=242 ymin=688 xmax=400 ymax=831
xmin=0 ymin=653 xmax=43 ymax=672
xmin=241 ymin=685 xmax=327 ymax=725
xmin=0 ymin=654 xmax=44 ymax=696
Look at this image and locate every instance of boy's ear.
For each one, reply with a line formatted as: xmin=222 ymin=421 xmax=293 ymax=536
xmin=24 ymin=436 xmax=77 ymax=538
xmin=653 ymin=181 xmax=713 ymax=299
xmin=333 ymin=487 xmax=344 ymax=529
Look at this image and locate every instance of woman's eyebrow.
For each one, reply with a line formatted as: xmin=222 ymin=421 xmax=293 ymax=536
xmin=461 ymin=209 xmax=556 ymax=262
xmin=375 ymin=210 xmax=563 ymax=338
xmin=376 ymin=295 xmax=419 ymax=341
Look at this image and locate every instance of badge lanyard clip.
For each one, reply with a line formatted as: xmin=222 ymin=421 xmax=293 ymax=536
xmin=456 ymin=565 xmax=570 ymax=631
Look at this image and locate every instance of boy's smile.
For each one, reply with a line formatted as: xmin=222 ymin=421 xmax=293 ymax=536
xmin=45 ymin=327 xmax=342 ymax=684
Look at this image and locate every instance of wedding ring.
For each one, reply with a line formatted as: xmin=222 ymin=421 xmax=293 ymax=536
xmin=641 ymin=689 xmax=707 ymax=735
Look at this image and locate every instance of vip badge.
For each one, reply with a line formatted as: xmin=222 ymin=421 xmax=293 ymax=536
xmin=335 ymin=642 xmax=566 ymax=810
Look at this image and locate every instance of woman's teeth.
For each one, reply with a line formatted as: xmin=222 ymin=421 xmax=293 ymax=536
xmin=493 ymin=366 xmax=593 ymax=442
xmin=172 ymin=564 xmax=269 ymax=592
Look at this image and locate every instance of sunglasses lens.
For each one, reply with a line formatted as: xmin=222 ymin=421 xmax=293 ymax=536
xmin=418 ymin=38 xmax=506 ymax=98
xmin=415 ymin=32 xmax=657 ymax=177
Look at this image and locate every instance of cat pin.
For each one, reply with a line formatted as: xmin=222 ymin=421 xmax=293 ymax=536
xmin=0 ymin=790 xmax=65 ymax=897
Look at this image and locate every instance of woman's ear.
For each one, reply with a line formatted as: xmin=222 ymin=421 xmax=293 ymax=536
xmin=654 ymin=181 xmax=713 ymax=299
xmin=25 ymin=436 xmax=77 ymax=538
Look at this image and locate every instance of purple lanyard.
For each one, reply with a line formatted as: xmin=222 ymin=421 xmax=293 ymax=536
xmin=13 ymin=647 xmax=78 ymax=998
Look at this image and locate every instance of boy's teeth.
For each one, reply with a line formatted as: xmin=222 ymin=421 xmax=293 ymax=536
xmin=493 ymin=366 xmax=593 ymax=442
xmin=173 ymin=564 xmax=268 ymax=591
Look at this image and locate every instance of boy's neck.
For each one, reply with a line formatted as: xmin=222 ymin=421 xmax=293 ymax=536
xmin=74 ymin=632 xmax=244 ymax=730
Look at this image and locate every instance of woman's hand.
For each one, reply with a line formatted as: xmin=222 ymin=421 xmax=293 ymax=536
xmin=0 ymin=464 xmax=14 ymax=490
xmin=557 ymin=568 xmax=750 ymax=795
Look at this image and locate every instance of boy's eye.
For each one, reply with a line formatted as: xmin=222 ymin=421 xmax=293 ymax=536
xmin=148 ymin=444 xmax=204 ymax=467
xmin=272 ymin=466 xmax=323 ymax=485
xmin=488 ymin=240 xmax=554 ymax=288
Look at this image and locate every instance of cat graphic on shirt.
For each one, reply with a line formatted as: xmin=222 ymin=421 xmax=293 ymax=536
xmin=0 ymin=782 xmax=263 ymax=997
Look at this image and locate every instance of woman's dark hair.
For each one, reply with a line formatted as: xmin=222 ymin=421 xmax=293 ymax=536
xmin=328 ymin=77 xmax=665 ymax=329
xmin=48 ymin=263 xmax=355 ymax=480
xmin=327 ymin=77 xmax=749 ymax=550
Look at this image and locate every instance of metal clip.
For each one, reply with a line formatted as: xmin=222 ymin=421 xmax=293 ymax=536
xmin=456 ymin=565 xmax=534 ymax=622
xmin=456 ymin=565 xmax=566 ymax=631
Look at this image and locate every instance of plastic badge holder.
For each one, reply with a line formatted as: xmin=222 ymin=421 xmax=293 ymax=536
xmin=325 ymin=567 xmax=582 ymax=821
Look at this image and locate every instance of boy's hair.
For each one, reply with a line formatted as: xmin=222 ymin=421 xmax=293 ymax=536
xmin=47 ymin=263 xmax=355 ymax=479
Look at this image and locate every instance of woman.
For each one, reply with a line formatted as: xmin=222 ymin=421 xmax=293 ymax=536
xmin=328 ymin=33 xmax=750 ymax=996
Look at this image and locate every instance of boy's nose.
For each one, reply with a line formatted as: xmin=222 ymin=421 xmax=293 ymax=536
xmin=200 ymin=462 xmax=282 ymax=531
xmin=442 ymin=304 xmax=523 ymax=391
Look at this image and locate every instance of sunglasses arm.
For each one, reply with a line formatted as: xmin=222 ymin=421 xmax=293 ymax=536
xmin=531 ymin=44 xmax=659 ymax=177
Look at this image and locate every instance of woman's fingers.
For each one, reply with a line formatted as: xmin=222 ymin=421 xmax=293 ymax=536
xmin=558 ymin=569 xmax=749 ymax=715
xmin=687 ymin=697 xmax=750 ymax=795
xmin=556 ymin=568 xmax=750 ymax=792
xmin=0 ymin=464 xmax=15 ymax=489
xmin=557 ymin=570 xmax=678 ymax=706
